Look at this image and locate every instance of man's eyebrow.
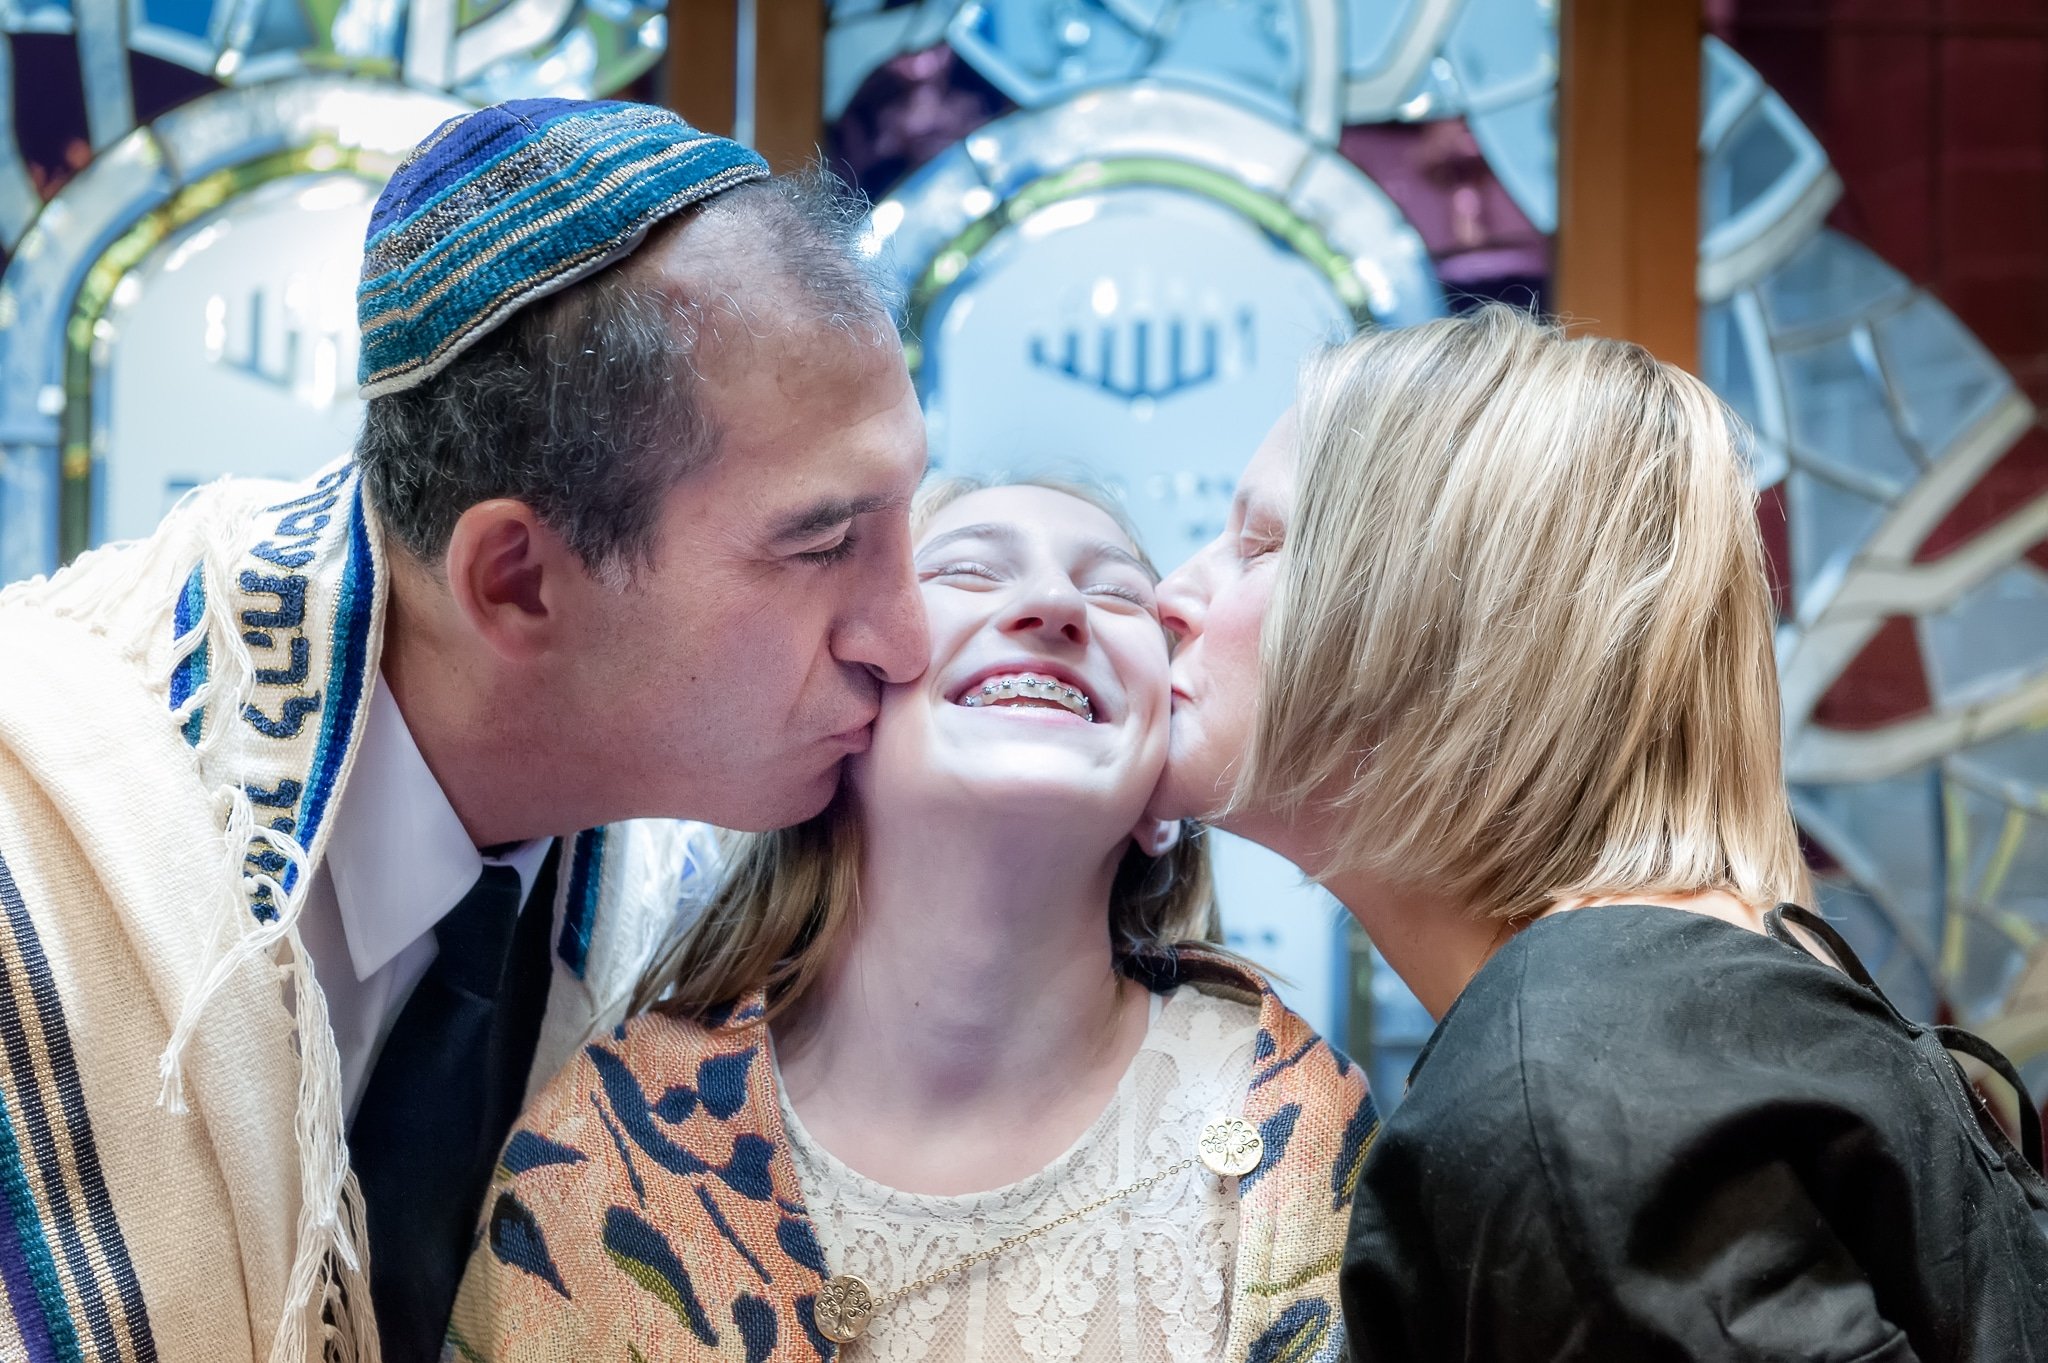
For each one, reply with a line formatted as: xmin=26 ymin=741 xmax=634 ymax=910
xmin=768 ymin=493 xmax=903 ymax=543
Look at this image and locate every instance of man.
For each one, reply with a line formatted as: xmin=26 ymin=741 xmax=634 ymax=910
xmin=0 ymin=99 xmax=926 ymax=1363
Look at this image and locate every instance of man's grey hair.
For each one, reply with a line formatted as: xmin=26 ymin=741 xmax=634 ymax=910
xmin=355 ymin=166 xmax=901 ymax=586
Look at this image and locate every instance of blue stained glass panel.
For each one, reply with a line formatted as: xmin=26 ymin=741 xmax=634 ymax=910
xmin=1464 ymin=91 xmax=1555 ymax=233
xmin=1797 ymin=771 xmax=1946 ymax=960
xmin=1702 ymin=37 xmax=1748 ymax=138
xmin=6 ymin=0 xmax=75 ymax=24
xmin=1919 ymin=566 xmax=2048 ymax=710
xmin=1956 ymin=910 xmax=2027 ymax=1024
xmin=1441 ymin=0 xmax=1557 ymax=231
xmin=1101 ymin=0 xmax=1169 ymax=29
xmin=948 ymin=0 xmax=1151 ymax=108
xmin=1701 ymin=296 xmax=1788 ymax=487
xmin=1702 ymin=302 xmax=1756 ymax=416
xmin=1149 ymin=0 xmax=1304 ymax=123
xmin=1757 ymin=229 xmax=1909 ymax=339
xmin=1815 ymin=873 xmax=1941 ymax=1024
xmin=1953 ymin=726 xmax=2048 ymax=812
xmin=0 ymin=446 xmax=58 ymax=585
xmin=1365 ymin=939 xmax=1435 ymax=1105
xmin=1441 ymin=0 xmax=1551 ymax=103
xmin=1704 ymin=103 xmax=1797 ymax=233
xmin=1815 ymin=875 xmax=1903 ymax=984
xmin=1780 ymin=332 xmax=1921 ymax=493
xmin=1872 ymin=932 xmax=1941 ymax=1024
xmin=141 ymin=0 xmax=215 ymax=40
xmin=1873 ymin=294 xmax=2012 ymax=459
xmin=1343 ymin=0 xmax=1408 ymax=79
xmin=1998 ymin=822 xmax=2048 ymax=926
xmin=1786 ymin=468 xmax=1886 ymax=612
xmin=243 ymin=0 xmax=314 ymax=57
xmin=1713 ymin=335 xmax=1783 ymax=487
xmin=2025 ymin=1054 xmax=2048 ymax=1116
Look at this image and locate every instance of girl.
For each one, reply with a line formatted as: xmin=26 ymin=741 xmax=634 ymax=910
xmin=448 ymin=479 xmax=1372 ymax=1362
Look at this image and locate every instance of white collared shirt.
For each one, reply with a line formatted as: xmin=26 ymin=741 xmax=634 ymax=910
xmin=296 ymin=676 xmax=553 ymax=1123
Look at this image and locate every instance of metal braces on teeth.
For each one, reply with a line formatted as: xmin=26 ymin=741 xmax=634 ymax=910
xmin=959 ymin=676 xmax=1094 ymax=720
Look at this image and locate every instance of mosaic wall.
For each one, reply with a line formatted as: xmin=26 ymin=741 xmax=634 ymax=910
xmin=1 ymin=0 xmax=2042 ymax=1123
xmin=824 ymin=0 xmax=2048 ymax=1118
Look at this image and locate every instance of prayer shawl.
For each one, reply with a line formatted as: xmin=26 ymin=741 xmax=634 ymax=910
xmin=0 ymin=461 xmax=709 ymax=1363
xmin=447 ymin=948 xmax=1377 ymax=1362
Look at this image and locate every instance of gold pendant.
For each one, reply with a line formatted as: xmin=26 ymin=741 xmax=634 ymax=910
xmin=1199 ymin=1116 xmax=1263 ymax=1177
xmin=815 ymin=1273 xmax=877 ymax=1344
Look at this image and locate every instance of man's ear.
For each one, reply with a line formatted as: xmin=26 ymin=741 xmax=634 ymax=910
xmin=443 ymin=499 xmax=577 ymax=661
xmin=1130 ymin=816 xmax=1182 ymax=859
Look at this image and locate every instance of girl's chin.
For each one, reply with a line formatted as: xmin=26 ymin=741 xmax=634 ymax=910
xmin=861 ymin=776 xmax=1152 ymax=828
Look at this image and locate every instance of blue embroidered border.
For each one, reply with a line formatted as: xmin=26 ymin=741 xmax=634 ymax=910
xmin=0 ymin=849 xmax=156 ymax=1362
xmin=557 ymin=827 xmax=605 ymax=978
xmin=169 ymin=566 xmax=208 ymax=749
xmin=290 ymin=481 xmax=378 ymax=900
xmin=0 ymin=1090 xmax=70 ymax=1363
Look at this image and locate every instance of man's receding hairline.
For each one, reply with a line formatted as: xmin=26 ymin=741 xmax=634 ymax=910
xmin=621 ymin=185 xmax=889 ymax=328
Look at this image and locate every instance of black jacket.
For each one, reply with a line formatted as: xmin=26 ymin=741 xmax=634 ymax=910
xmin=1341 ymin=904 xmax=2048 ymax=1362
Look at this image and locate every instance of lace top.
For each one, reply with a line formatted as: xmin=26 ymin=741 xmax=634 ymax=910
xmin=779 ymin=985 xmax=1263 ymax=1362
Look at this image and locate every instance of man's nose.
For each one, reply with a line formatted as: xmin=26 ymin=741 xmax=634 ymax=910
xmin=840 ymin=548 xmax=929 ymax=684
xmin=869 ymin=578 xmax=929 ymax=683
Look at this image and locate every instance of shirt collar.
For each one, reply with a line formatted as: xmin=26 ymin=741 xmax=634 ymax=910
xmin=324 ymin=676 xmax=552 ymax=982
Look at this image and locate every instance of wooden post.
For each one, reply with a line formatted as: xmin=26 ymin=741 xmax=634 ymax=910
xmin=661 ymin=0 xmax=823 ymax=172
xmin=1555 ymin=0 xmax=1702 ymax=372
xmin=754 ymin=0 xmax=826 ymax=172
xmin=664 ymin=0 xmax=738 ymax=138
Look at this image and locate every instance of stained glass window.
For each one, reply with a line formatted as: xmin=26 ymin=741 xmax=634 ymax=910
xmin=824 ymin=1 xmax=2048 ymax=1122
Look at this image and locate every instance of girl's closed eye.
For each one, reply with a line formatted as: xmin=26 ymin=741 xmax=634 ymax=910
xmin=1086 ymin=581 xmax=1154 ymax=609
xmin=922 ymin=559 xmax=1004 ymax=584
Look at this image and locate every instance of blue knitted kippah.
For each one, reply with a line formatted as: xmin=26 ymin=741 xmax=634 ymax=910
xmin=357 ymin=98 xmax=771 ymax=398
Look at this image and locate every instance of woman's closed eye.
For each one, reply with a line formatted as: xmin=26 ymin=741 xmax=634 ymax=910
xmin=1239 ymin=527 xmax=1283 ymax=561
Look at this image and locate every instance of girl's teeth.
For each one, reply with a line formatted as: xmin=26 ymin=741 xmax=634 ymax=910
xmin=958 ymin=675 xmax=1093 ymax=720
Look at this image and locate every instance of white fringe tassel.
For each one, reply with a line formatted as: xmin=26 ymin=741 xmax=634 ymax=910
xmin=150 ymin=531 xmax=379 ymax=1363
xmin=6 ymin=485 xmax=381 ymax=1360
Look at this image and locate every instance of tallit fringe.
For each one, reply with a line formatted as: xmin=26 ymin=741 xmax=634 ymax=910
xmin=145 ymin=511 xmax=380 ymax=1363
xmin=269 ymin=942 xmax=379 ymax=1363
xmin=0 ymin=481 xmax=223 ymax=648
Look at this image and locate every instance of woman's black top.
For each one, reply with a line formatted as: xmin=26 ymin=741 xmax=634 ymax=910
xmin=1339 ymin=904 xmax=2048 ymax=1362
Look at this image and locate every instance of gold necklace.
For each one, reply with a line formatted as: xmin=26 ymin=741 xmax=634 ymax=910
xmin=813 ymin=1115 xmax=1264 ymax=1345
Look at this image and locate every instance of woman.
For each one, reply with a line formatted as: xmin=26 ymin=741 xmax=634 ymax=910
xmin=1151 ymin=305 xmax=2048 ymax=1360
xmin=446 ymin=478 xmax=1371 ymax=1362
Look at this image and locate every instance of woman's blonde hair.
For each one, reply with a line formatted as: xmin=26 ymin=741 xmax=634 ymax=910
xmin=1242 ymin=304 xmax=1811 ymax=920
xmin=637 ymin=475 xmax=1219 ymax=1021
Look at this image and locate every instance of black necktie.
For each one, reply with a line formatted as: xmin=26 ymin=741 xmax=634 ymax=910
xmin=349 ymin=848 xmax=558 ymax=1363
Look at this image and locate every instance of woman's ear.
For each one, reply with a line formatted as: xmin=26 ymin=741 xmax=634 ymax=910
xmin=1131 ymin=817 xmax=1181 ymax=859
